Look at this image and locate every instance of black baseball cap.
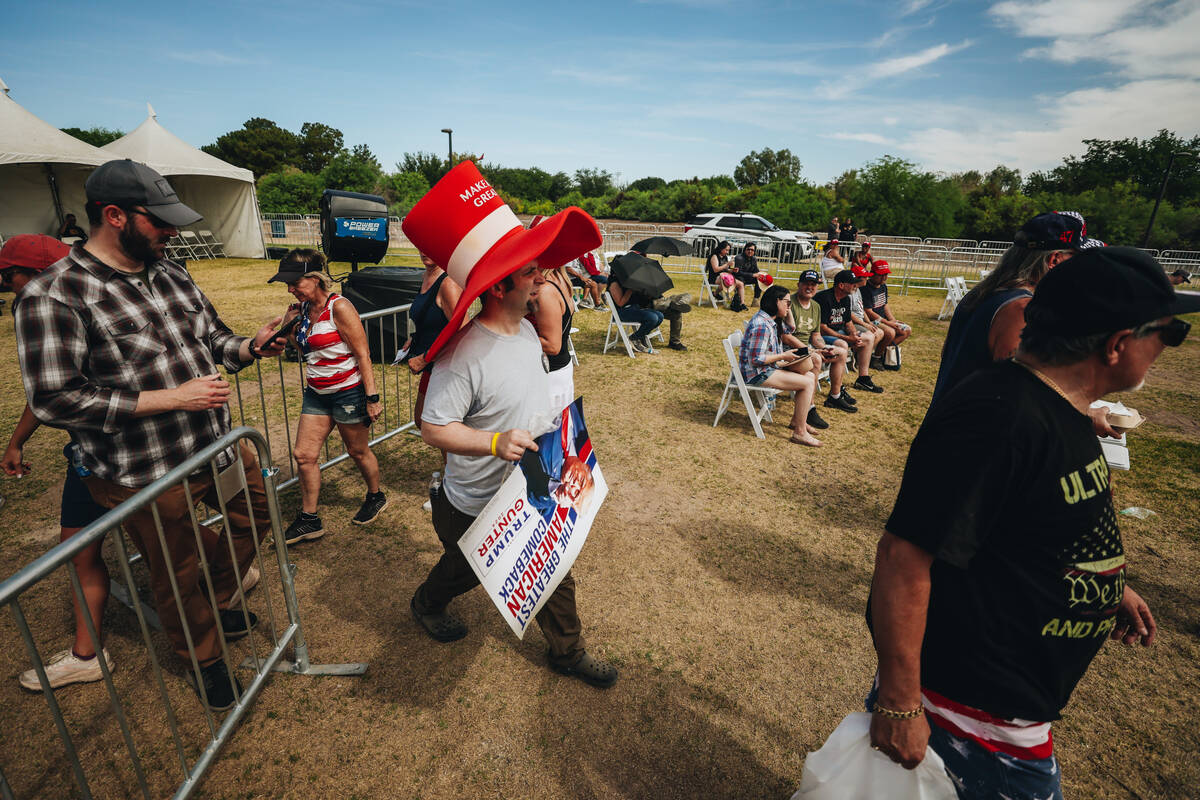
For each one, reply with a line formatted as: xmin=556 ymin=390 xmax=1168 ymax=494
xmin=1171 ymin=269 xmax=1191 ymax=284
xmin=799 ymin=269 xmax=820 ymax=283
xmin=833 ymin=269 xmax=857 ymax=286
xmin=1025 ymin=247 xmax=1200 ymax=336
xmin=1013 ymin=211 xmax=1096 ymax=251
xmin=85 ymin=159 xmax=202 ymax=227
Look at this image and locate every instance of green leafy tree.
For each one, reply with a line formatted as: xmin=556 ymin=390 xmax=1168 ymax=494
xmin=256 ymin=167 xmax=323 ymax=213
xmin=202 ymin=118 xmax=298 ymax=178
xmin=853 ymin=156 xmax=964 ymax=238
xmin=297 ymin=122 xmax=344 ymax=174
xmin=61 ymin=126 xmax=124 ymax=147
xmin=384 ymin=171 xmax=430 ymax=217
xmin=485 ymin=166 xmax=559 ymax=202
xmin=1025 ymin=131 xmax=1200 ymax=205
xmin=397 ymin=151 xmax=448 ymax=186
xmin=627 ymin=176 xmax=667 ymax=192
xmin=744 ymin=182 xmax=834 ymax=231
xmin=734 ymin=148 xmax=803 ymax=188
xmin=320 ymin=144 xmax=383 ymax=195
xmin=574 ymin=168 xmax=614 ymax=198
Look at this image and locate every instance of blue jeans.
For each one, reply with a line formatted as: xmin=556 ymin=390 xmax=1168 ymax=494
xmin=617 ymin=306 xmax=663 ymax=340
xmin=863 ymin=687 xmax=1063 ymax=800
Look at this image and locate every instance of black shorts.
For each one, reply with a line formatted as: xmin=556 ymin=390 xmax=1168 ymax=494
xmin=61 ymin=444 xmax=107 ymax=528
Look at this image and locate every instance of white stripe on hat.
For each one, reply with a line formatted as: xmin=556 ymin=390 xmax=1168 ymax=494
xmin=446 ymin=204 xmax=523 ymax=288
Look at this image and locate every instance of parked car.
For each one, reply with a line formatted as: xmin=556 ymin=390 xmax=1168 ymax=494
xmin=681 ymin=212 xmax=815 ymax=261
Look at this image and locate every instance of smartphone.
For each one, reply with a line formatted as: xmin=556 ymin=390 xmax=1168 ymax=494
xmin=793 ymin=346 xmax=810 ymax=357
xmin=271 ymin=315 xmax=302 ymax=343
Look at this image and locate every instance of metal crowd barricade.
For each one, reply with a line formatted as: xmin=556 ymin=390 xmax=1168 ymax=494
xmin=1160 ymin=250 xmax=1200 ymax=275
xmin=259 ymin=214 xmax=318 ymax=248
xmin=898 ymin=246 xmax=951 ymax=294
xmin=923 ymin=237 xmax=977 ymax=250
xmin=228 ymin=303 xmax=418 ymax=491
xmin=0 ymin=427 xmax=366 ymax=800
xmin=980 ymin=240 xmax=1014 ymax=251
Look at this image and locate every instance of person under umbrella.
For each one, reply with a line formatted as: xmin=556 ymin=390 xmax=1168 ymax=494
xmin=608 ymin=252 xmax=689 ymax=352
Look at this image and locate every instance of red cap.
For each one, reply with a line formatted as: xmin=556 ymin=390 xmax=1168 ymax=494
xmin=872 ymin=259 xmax=891 ymax=275
xmin=0 ymin=234 xmax=71 ymax=272
xmin=850 ymin=263 xmax=873 ymax=279
xmin=401 ymin=162 xmax=601 ymax=362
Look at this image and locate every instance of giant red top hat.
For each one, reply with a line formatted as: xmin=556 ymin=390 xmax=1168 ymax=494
xmin=402 ymin=162 xmax=601 ymax=361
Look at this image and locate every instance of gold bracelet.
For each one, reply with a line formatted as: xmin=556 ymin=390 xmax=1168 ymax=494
xmin=872 ymin=701 xmax=924 ymax=720
xmin=489 ymin=432 xmax=500 ymax=457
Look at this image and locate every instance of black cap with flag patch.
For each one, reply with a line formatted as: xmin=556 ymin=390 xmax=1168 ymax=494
xmin=85 ymin=159 xmax=202 ymax=227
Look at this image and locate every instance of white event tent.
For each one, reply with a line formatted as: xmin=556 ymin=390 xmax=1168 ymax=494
xmin=103 ymin=105 xmax=265 ymax=258
xmin=0 ymin=77 xmax=110 ymax=239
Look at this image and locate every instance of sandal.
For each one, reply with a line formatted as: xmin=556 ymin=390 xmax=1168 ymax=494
xmin=410 ymin=596 xmax=468 ymax=643
xmin=550 ymin=651 xmax=619 ymax=689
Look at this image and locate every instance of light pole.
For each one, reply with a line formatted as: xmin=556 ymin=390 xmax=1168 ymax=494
xmin=440 ymin=128 xmax=453 ymax=171
xmin=1142 ymin=151 xmax=1191 ymax=247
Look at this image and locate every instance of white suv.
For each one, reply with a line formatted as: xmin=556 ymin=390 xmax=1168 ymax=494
xmin=681 ymin=212 xmax=815 ymax=261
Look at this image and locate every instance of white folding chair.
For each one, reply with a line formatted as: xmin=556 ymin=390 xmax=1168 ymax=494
xmin=602 ymin=291 xmax=662 ymax=357
xmin=937 ymin=276 xmax=967 ymax=320
xmin=180 ymin=230 xmax=213 ymax=259
xmin=200 ymin=229 xmax=226 ymax=257
xmin=713 ymin=330 xmax=779 ymax=439
xmin=568 ymin=326 xmax=580 ymax=367
xmin=167 ymin=234 xmax=196 ymax=261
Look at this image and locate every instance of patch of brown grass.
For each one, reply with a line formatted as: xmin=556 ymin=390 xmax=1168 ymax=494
xmin=0 ymin=261 xmax=1196 ymax=798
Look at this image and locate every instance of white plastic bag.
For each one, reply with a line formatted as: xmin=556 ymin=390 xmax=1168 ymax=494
xmin=791 ymin=713 xmax=958 ymax=800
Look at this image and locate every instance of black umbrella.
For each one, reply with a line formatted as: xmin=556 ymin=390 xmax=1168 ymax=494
xmin=609 ymin=252 xmax=674 ymax=299
xmin=629 ymin=236 xmax=692 ymax=257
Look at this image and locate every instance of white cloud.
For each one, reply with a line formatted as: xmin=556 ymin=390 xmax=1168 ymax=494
xmin=827 ymin=132 xmax=893 ymax=145
xmin=882 ymin=116 xmax=900 ymax=125
xmin=989 ymin=0 xmax=1141 ymax=37
xmin=900 ymin=0 xmax=936 ymax=15
xmin=867 ymin=41 xmax=971 ymax=78
xmin=895 ymin=78 xmax=1200 ymax=173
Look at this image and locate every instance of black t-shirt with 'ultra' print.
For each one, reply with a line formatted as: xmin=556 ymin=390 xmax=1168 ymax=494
xmin=875 ymin=361 xmax=1124 ymax=722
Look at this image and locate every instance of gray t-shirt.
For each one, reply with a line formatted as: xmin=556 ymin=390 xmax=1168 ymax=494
xmin=422 ymin=318 xmax=552 ymax=516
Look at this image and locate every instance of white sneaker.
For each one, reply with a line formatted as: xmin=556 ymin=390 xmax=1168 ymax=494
xmin=422 ymin=499 xmax=433 ymax=512
xmin=631 ymin=338 xmax=649 ymax=353
xmin=19 ymin=648 xmax=114 ymax=691
xmin=220 ymin=564 xmax=261 ymax=610
xmin=578 ymin=297 xmax=594 ymax=309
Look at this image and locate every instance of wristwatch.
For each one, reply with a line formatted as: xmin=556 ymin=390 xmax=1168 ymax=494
xmin=365 ymin=394 xmax=380 ymax=403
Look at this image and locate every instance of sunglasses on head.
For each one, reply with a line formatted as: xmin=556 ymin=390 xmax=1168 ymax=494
xmin=1141 ymin=317 xmax=1190 ymax=347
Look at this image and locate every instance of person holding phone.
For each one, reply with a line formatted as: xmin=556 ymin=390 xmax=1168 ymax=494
xmin=267 ymin=249 xmax=386 ymax=544
xmin=738 ymin=284 xmax=822 ymax=447
xmin=785 ymin=270 xmax=857 ymax=415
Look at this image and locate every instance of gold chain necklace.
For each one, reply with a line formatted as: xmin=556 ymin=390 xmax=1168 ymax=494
xmin=1012 ymin=358 xmax=1084 ymax=414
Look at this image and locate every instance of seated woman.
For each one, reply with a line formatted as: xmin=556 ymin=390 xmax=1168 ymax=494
xmin=733 ymin=242 xmax=770 ymax=308
xmin=819 ymin=240 xmax=845 ymax=281
xmin=851 ymin=241 xmax=874 ymax=272
xmin=738 ymin=284 xmax=822 ymax=447
xmin=528 ymin=260 xmax=578 ymax=413
xmin=268 ymin=249 xmax=386 ymax=544
xmin=705 ymin=240 xmax=742 ymax=305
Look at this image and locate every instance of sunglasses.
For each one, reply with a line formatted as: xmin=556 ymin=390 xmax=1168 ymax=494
xmin=126 ymin=207 xmax=175 ymax=230
xmin=1141 ymin=318 xmax=1190 ymax=347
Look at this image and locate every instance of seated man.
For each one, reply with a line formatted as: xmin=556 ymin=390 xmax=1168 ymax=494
xmin=57 ymin=213 xmax=88 ymax=243
xmin=860 ymin=260 xmax=910 ymax=370
xmin=848 ymin=265 xmax=888 ymax=370
xmin=733 ymin=242 xmax=770 ymax=306
xmin=608 ymin=274 xmax=688 ymax=352
xmin=815 ymin=270 xmax=883 ymax=394
xmin=784 ymin=269 xmax=856 ymax=415
xmin=566 ymin=253 xmax=604 ymax=310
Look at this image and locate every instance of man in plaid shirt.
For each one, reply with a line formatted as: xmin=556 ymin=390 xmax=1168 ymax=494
xmin=14 ymin=160 xmax=287 ymax=712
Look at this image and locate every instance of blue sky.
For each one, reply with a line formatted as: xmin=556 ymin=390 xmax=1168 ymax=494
xmin=3 ymin=0 xmax=1198 ymax=185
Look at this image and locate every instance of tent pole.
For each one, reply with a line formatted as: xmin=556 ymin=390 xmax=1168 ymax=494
xmin=44 ymin=164 xmax=65 ymax=227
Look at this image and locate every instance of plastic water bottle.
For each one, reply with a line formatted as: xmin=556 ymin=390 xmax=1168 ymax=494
xmin=68 ymin=443 xmax=91 ymax=478
xmin=429 ymin=471 xmax=441 ymax=499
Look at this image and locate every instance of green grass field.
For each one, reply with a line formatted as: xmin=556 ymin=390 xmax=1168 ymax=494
xmin=0 ymin=258 xmax=1196 ymax=799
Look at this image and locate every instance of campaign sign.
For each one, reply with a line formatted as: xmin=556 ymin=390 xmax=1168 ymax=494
xmin=458 ymin=398 xmax=606 ymax=639
xmin=334 ymin=216 xmax=388 ymax=241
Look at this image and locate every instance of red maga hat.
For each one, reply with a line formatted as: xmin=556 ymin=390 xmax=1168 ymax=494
xmin=402 ymin=162 xmax=601 ymax=361
xmin=0 ymin=234 xmax=70 ymax=272
xmin=872 ymin=259 xmax=891 ymax=275
xmin=850 ymin=263 xmax=873 ymax=279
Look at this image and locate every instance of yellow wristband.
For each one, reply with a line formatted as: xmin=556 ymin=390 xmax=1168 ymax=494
xmin=490 ymin=432 xmax=500 ymax=457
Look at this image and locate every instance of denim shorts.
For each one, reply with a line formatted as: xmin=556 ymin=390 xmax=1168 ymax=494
xmin=747 ymin=368 xmax=776 ymax=386
xmin=301 ymin=384 xmax=367 ymax=424
xmin=822 ymin=335 xmax=841 ymax=346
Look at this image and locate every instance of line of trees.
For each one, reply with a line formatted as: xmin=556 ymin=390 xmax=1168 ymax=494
xmin=65 ymin=121 xmax=1200 ymax=249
